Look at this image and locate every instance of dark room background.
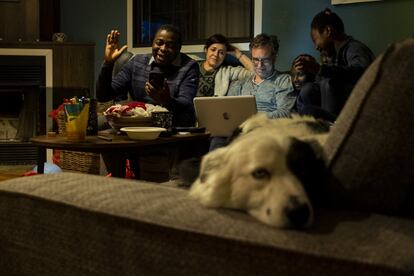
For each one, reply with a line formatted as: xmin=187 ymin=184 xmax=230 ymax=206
xmin=59 ymin=0 xmax=414 ymax=91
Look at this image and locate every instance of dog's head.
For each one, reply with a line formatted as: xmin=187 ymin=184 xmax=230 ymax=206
xmin=189 ymin=114 xmax=328 ymax=229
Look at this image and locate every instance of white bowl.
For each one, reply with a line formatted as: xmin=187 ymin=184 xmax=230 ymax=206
xmin=120 ymin=127 xmax=166 ymax=140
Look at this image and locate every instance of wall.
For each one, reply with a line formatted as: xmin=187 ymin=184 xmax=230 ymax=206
xmin=60 ymin=0 xmax=127 ymax=93
xmin=263 ymin=0 xmax=414 ymax=70
xmin=60 ymin=0 xmax=414 ymax=83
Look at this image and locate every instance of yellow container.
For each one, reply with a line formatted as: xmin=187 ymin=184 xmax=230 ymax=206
xmin=65 ymin=103 xmax=90 ymax=142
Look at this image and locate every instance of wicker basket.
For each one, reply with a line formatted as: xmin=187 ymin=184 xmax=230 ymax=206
xmin=55 ymin=110 xmax=101 ymax=174
xmin=59 ymin=151 xmax=100 ymax=174
xmin=56 ymin=111 xmax=67 ymax=136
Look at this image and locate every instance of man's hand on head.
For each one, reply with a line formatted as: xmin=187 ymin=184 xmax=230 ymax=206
xmin=293 ymin=55 xmax=320 ymax=76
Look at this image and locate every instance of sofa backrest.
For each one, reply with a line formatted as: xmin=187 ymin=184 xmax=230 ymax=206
xmin=323 ymin=38 xmax=414 ymax=216
xmin=112 ymin=50 xmax=134 ymax=78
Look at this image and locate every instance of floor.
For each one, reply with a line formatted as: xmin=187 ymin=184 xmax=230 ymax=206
xmin=0 ymin=165 xmax=34 ymax=181
xmin=0 ymin=160 xmax=107 ymax=182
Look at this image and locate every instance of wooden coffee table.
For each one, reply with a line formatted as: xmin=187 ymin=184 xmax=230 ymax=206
xmin=30 ymin=132 xmax=210 ymax=178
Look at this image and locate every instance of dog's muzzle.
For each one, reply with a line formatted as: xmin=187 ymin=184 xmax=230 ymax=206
xmin=284 ymin=196 xmax=312 ymax=228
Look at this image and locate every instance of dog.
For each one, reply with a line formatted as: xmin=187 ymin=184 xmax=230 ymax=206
xmin=181 ymin=113 xmax=330 ymax=229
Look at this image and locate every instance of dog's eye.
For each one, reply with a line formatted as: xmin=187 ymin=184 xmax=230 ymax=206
xmin=251 ymin=168 xmax=271 ymax=179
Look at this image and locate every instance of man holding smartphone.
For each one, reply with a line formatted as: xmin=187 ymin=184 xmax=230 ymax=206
xmin=96 ymin=25 xmax=199 ymax=127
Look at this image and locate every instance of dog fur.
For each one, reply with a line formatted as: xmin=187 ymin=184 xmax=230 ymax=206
xmin=185 ymin=113 xmax=329 ymax=229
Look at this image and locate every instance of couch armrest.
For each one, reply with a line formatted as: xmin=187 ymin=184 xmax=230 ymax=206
xmin=0 ymin=173 xmax=413 ymax=275
xmin=324 ymin=38 xmax=414 ymax=214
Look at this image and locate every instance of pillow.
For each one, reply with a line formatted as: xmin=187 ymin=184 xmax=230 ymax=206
xmin=323 ymin=38 xmax=414 ymax=216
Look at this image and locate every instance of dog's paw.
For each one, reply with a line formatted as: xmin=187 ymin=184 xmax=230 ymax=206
xmin=239 ymin=113 xmax=270 ymax=134
xmin=189 ymin=147 xmax=231 ymax=207
xmin=177 ymin=157 xmax=202 ymax=188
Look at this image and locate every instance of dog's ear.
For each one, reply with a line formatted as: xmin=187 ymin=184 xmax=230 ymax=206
xmin=286 ymin=137 xmax=327 ymax=207
xmin=239 ymin=113 xmax=269 ymax=133
xmin=227 ymin=113 xmax=270 ymax=144
xmin=304 ymin=119 xmax=332 ymax=133
xmin=189 ymin=147 xmax=232 ymax=207
xmin=227 ymin=127 xmax=242 ymax=144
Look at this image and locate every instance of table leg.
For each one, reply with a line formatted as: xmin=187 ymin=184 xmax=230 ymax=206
xmin=101 ymin=152 xmax=126 ymax=178
xmin=37 ymin=147 xmax=46 ymax=174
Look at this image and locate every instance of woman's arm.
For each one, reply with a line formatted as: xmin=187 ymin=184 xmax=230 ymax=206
xmin=228 ymin=47 xmax=254 ymax=72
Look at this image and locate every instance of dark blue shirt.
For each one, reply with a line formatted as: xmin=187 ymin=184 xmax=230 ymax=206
xmin=319 ymin=37 xmax=375 ymax=85
xmin=97 ymin=53 xmax=199 ymax=126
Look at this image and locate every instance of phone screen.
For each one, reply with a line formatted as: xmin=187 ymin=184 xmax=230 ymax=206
xmin=149 ymin=72 xmax=165 ymax=88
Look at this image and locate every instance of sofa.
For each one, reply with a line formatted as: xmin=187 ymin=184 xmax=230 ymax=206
xmin=0 ymin=38 xmax=414 ymax=275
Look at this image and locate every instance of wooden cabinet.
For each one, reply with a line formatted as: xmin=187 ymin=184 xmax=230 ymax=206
xmin=0 ymin=42 xmax=94 ymax=164
xmin=0 ymin=41 xmax=94 ymax=96
xmin=0 ymin=41 xmax=95 ymax=134
xmin=51 ymin=43 xmax=95 ymax=92
xmin=0 ymin=0 xmax=39 ymax=42
xmin=50 ymin=42 xmax=96 ymax=106
xmin=0 ymin=0 xmax=59 ymax=42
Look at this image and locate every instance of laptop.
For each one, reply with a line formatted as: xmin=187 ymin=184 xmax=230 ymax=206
xmin=194 ymin=95 xmax=257 ymax=136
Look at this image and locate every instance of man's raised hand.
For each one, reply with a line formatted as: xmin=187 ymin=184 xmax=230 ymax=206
xmin=104 ymin=30 xmax=128 ymax=64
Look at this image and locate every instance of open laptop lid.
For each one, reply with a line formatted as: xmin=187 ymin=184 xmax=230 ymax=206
xmin=194 ymin=95 xmax=257 ymax=136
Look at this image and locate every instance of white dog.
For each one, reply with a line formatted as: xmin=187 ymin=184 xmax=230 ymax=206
xmin=188 ymin=114 xmax=329 ymax=229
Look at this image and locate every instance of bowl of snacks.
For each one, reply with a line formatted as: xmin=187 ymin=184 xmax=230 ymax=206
xmin=104 ymin=102 xmax=168 ymax=131
xmin=120 ymin=127 xmax=166 ymax=140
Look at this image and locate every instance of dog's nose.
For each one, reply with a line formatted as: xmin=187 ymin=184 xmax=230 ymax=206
xmin=284 ymin=197 xmax=311 ymax=228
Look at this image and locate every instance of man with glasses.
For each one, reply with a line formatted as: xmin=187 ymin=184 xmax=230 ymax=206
xmin=208 ymin=33 xmax=295 ymax=151
xmin=227 ymin=33 xmax=296 ymax=119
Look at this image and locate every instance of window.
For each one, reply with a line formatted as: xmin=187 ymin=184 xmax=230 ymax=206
xmin=127 ymin=0 xmax=262 ymax=53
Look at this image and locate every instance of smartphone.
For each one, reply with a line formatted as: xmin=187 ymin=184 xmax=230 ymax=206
xmin=149 ymin=72 xmax=165 ymax=88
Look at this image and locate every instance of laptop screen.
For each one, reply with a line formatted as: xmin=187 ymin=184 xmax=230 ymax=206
xmin=194 ymin=96 xmax=257 ymax=136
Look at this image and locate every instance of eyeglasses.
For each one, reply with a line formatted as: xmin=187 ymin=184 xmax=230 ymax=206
xmin=252 ymin=57 xmax=272 ymax=65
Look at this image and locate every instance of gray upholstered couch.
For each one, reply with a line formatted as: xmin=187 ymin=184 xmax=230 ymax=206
xmin=1 ymin=38 xmax=414 ymax=275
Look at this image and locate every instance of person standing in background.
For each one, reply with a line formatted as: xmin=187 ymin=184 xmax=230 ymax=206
xmin=294 ymin=8 xmax=374 ymax=119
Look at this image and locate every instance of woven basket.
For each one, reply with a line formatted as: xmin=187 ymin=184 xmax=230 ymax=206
xmin=56 ymin=111 xmax=67 ymax=136
xmin=55 ymin=110 xmax=100 ymax=174
xmin=60 ymin=151 xmax=100 ymax=174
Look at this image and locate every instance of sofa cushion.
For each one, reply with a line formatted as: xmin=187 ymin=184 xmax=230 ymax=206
xmin=323 ymin=38 xmax=414 ymax=215
xmin=0 ymin=173 xmax=414 ymax=275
